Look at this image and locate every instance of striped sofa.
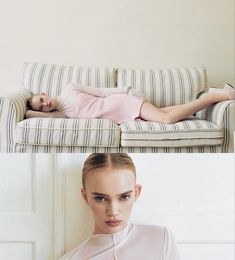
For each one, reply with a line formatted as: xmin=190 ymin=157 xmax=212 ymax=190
xmin=0 ymin=62 xmax=234 ymax=153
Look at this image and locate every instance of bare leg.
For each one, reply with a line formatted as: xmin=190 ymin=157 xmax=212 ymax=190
xmin=139 ymin=93 xmax=229 ymax=124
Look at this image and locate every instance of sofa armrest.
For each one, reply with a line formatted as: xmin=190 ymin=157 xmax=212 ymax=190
xmin=196 ymin=98 xmax=235 ymax=152
xmin=0 ymin=88 xmax=32 ymax=152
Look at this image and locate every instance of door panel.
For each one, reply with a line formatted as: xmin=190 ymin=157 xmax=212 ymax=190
xmin=0 ymin=154 xmax=54 ymax=260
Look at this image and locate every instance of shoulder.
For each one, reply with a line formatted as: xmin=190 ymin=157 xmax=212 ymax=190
xmin=59 ymin=236 xmax=91 ymax=260
xmin=133 ymin=224 xmax=176 ymax=245
xmin=59 ymin=244 xmax=86 ymax=260
xmin=134 ymin=224 xmax=166 ymax=237
xmin=133 ymin=224 xmax=180 ymax=259
xmin=59 ymin=246 xmax=79 ymax=260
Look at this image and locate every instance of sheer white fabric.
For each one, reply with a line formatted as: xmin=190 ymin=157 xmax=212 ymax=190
xmin=60 ymin=224 xmax=180 ymax=260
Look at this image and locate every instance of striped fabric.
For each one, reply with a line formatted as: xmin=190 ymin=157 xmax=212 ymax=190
xmin=14 ymin=144 xmax=221 ymax=153
xmin=120 ymin=119 xmax=223 ymax=147
xmin=16 ymin=118 xmax=120 ymax=148
xmin=196 ymin=99 xmax=235 ymax=152
xmin=20 ymin=62 xmax=116 ymax=96
xmin=0 ymin=89 xmax=32 ymax=152
xmin=116 ymin=67 xmax=207 ymax=107
xmin=1 ymin=62 xmax=233 ymax=153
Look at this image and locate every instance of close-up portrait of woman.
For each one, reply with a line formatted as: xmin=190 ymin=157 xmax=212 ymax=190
xmin=60 ymin=153 xmax=180 ymax=260
xmin=0 ymin=153 xmax=233 ymax=260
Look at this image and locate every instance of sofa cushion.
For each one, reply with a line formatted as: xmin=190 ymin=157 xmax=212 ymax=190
xmin=120 ymin=119 xmax=223 ymax=147
xmin=117 ymin=67 xmax=207 ymax=107
xmin=20 ymin=62 xmax=116 ymax=97
xmin=16 ymin=118 xmax=120 ymax=147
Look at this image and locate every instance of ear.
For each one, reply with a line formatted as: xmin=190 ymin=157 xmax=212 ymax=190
xmin=81 ymin=187 xmax=89 ymax=204
xmin=134 ymin=184 xmax=142 ymax=201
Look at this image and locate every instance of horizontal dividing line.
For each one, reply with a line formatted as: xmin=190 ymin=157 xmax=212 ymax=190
xmin=132 ymin=210 xmax=234 ymax=216
xmin=178 ymin=240 xmax=235 ymax=245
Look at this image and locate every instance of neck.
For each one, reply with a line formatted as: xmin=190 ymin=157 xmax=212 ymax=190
xmin=93 ymin=222 xmax=130 ymax=235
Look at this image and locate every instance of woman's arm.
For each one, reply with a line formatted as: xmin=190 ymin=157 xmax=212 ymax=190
xmin=73 ymin=84 xmax=132 ymax=97
xmin=68 ymin=83 xmax=146 ymax=99
xmin=25 ymin=110 xmax=66 ymax=119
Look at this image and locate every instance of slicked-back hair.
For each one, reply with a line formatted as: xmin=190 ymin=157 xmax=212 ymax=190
xmin=82 ymin=153 xmax=136 ymax=187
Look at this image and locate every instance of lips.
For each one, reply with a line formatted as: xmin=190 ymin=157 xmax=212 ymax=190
xmin=105 ymin=220 xmax=122 ymax=227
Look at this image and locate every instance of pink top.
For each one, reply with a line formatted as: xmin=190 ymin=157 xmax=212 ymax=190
xmin=60 ymin=223 xmax=180 ymax=260
xmin=57 ymin=84 xmax=144 ymax=124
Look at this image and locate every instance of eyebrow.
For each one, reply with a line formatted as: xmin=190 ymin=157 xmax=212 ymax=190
xmin=91 ymin=190 xmax=133 ymax=197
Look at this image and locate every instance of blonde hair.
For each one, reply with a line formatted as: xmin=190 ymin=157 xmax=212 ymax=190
xmin=82 ymin=153 xmax=136 ymax=187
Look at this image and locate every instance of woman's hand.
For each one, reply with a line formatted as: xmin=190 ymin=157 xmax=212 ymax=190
xmin=25 ymin=110 xmax=36 ymax=118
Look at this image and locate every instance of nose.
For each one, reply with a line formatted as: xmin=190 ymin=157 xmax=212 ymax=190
xmin=42 ymin=101 xmax=49 ymax=108
xmin=106 ymin=201 xmax=119 ymax=217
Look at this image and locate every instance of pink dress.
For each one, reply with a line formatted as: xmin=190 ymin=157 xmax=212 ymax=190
xmin=57 ymin=84 xmax=144 ymax=124
xmin=59 ymin=223 xmax=180 ymax=260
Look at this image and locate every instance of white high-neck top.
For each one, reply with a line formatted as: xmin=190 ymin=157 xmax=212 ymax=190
xmin=60 ymin=223 xmax=180 ymax=260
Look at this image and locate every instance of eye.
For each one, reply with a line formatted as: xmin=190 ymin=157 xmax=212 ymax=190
xmin=38 ymin=98 xmax=43 ymax=111
xmin=120 ymin=194 xmax=130 ymax=201
xmin=94 ymin=196 xmax=106 ymax=202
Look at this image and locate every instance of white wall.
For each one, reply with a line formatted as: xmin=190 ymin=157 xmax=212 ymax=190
xmin=0 ymin=0 xmax=234 ymax=96
xmin=0 ymin=154 xmax=234 ymax=260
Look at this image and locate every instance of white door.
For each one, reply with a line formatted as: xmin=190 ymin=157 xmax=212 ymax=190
xmin=0 ymin=154 xmax=55 ymax=260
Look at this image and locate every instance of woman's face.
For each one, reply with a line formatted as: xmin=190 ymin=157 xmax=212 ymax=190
xmin=82 ymin=167 xmax=141 ymax=234
xmin=31 ymin=93 xmax=57 ymax=112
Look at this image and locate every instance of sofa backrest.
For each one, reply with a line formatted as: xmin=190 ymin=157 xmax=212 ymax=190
xmin=20 ymin=63 xmax=207 ymax=107
xmin=20 ymin=62 xmax=116 ymax=97
xmin=116 ymin=68 xmax=207 ymax=107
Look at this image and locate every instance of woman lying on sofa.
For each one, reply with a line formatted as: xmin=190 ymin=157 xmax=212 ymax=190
xmin=59 ymin=153 xmax=180 ymax=260
xmin=26 ymin=83 xmax=235 ymax=124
